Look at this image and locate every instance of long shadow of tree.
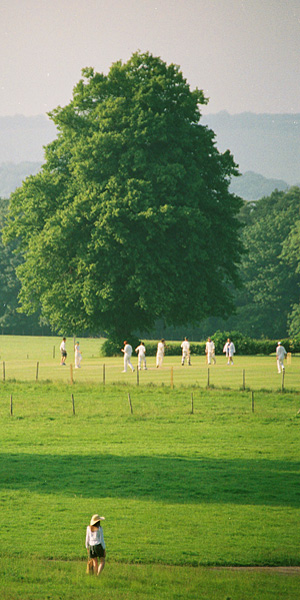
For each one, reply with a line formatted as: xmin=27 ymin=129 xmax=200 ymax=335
xmin=1 ymin=453 xmax=299 ymax=507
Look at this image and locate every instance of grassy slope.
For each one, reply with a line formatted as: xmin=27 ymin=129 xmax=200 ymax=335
xmin=0 ymin=381 xmax=299 ymax=599
xmin=0 ymin=335 xmax=299 ymax=598
xmin=0 ymin=560 xmax=299 ymax=600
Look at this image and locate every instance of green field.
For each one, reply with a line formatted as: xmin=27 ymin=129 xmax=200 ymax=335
xmin=0 ymin=335 xmax=297 ymax=392
xmin=0 ymin=336 xmax=299 ymax=599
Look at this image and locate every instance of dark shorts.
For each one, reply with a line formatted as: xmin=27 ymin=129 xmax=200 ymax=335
xmin=89 ymin=544 xmax=105 ymax=559
xmin=61 ymin=350 xmax=67 ymax=358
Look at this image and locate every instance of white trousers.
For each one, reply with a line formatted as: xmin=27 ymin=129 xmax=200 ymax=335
xmin=207 ymin=352 xmax=216 ymax=365
xmin=138 ymin=355 xmax=147 ymax=369
xmin=124 ymin=354 xmax=134 ymax=372
xmin=75 ymin=352 xmax=82 ymax=368
xmin=277 ymin=358 xmax=285 ymax=373
xmin=156 ymin=353 xmax=164 ymax=367
xmin=182 ymin=351 xmax=190 ymax=365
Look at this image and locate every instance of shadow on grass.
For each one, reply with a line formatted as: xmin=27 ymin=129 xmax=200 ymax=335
xmin=1 ymin=453 xmax=299 ymax=508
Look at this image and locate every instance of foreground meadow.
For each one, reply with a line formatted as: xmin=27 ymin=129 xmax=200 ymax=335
xmin=0 ymin=376 xmax=299 ymax=599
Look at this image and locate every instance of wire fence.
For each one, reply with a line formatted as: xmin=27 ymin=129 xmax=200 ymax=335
xmin=0 ymin=354 xmax=299 ymax=393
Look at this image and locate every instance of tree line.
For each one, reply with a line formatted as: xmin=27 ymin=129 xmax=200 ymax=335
xmin=197 ymin=185 xmax=300 ymax=341
xmin=0 ymin=52 xmax=299 ymax=341
xmin=2 ymin=184 xmax=299 ymax=340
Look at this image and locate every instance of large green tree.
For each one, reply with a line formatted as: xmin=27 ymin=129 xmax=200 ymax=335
xmin=0 ymin=198 xmax=48 ymax=334
xmin=281 ymin=201 xmax=300 ymax=337
xmin=228 ymin=187 xmax=300 ymax=338
xmin=4 ymin=52 xmax=242 ymax=341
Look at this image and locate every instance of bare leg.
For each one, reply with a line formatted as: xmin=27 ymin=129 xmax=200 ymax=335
xmin=97 ymin=558 xmax=105 ymax=576
xmin=92 ymin=558 xmax=98 ymax=575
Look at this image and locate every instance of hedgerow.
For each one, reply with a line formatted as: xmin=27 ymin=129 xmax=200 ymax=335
xmin=101 ymin=331 xmax=300 ymax=357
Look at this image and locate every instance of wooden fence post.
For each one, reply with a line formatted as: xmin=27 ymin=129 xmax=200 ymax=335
xmin=137 ymin=367 xmax=139 ymax=386
xmin=207 ymin=368 xmax=210 ymax=388
xmin=10 ymin=394 xmax=13 ymax=416
xmin=287 ymin=352 xmax=291 ymax=365
xmin=251 ymin=391 xmax=254 ymax=413
xmin=243 ymin=369 xmax=245 ymax=390
xmin=191 ymin=392 xmax=194 ymax=414
xmin=3 ymin=361 xmax=5 ymax=382
xmin=103 ymin=364 xmax=105 ymax=386
xmin=281 ymin=370 xmax=285 ymax=392
xmin=53 ymin=345 xmax=55 ymax=359
xmin=72 ymin=393 xmax=75 ymax=415
xmin=128 ymin=393 xmax=133 ymax=414
xmin=36 ymin=361 xmax=39 ymax=381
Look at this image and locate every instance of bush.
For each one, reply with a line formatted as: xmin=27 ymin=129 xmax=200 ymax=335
xmin=100 ymin=332 xmax=299 ymax=357
xmin=100 ymin=336 xmax=141 ymax=357
xmin=211 ymin=331 xmax=293 ymax=356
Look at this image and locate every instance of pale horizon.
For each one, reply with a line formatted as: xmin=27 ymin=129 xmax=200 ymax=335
xmin=1 ymin=0 xmax=299 ymax=118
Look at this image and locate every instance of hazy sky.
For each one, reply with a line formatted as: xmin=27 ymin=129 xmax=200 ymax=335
xmin=1 ymin=0 xmax=300 ymax=117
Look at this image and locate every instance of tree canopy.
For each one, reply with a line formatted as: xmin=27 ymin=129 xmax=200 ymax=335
xmin=0 ymin=198 xmax=49 ymax=334
xmin=238 ymin=187 xmax=300 ymax=338
xmin=4 ymin=52 xmax=243 ymax=341
xmin=201 ymin=186 xmax=300 ymax=339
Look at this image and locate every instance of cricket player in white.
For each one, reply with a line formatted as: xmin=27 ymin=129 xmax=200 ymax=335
xmin=276 ymin=341 xmax=287 ymax=373
xmin=205 ymin=337 xmax=216 ymax=365
xmin=74 ymin=341 xmax=82 ymax=368
xmin=181 ymin=337 xmax=191 ymax=366
xmin=223 ymin=338 xmax=235 ymax=365
xmin=121 ymin=341 xmax=135 ymax=373
xmin=59 ymin=337 xmax=67 ymax=365
xmin=135 ymin=342 xmax=147 ymax=370
xmin=156 ymin=339 xmax=166 ymax=368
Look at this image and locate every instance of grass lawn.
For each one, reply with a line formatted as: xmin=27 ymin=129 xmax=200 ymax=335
xmin=0 ymin=336 xmax=299 ymax=598
xmin=0 ymin=559 xmax=299 ymax=600
xmin=0 ymin=376 xmax=299 ymax=598
xmin=0 ymin=334 xmax=298 ymax=391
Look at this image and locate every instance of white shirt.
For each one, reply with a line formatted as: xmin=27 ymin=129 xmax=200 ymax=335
xmin=60 ymin=341 xmax=66 ymax=352
xmin=85 ymin=525 xmax=105 ymax=549
xmin=157 ymin=342 xmax=165 ymax=356
xmin=135 ymin=344 xmax=146 ymax=356
xmin=276 ymin=345 xmax=286 ymax=360
xmin=181 ymin=341 xmax=190 ymax=354
xmin=229 ymin=342 xmax=235 ymax=356
xmin=206 ymin=341 xmax=215 ymax=353
xmin=124 ymin=344 xmax=132 ymax=356
xmin=223 ymin=342 xmax=235 ymax=356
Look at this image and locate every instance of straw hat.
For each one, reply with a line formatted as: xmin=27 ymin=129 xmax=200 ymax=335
xmin=90 ymin=514 xmax=105 ymax=526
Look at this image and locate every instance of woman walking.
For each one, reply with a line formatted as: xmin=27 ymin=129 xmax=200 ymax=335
xmin=85 ymin=514 xmax=106 ymax=575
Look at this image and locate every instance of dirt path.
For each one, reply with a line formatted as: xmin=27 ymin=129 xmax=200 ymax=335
xmin=210 ymin=566 xmax=300 ymax=575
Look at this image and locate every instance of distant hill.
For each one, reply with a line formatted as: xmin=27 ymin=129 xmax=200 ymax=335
xmin=0 ymin=111 xmax=299 ymax=197
xmin=229 ymin=171 xmax=289 ymax=201
xmin=0 ymin=115 xmax=56 ymax=163
xmin=0 ymin=162 xmax=293 ymax=202
xmin=0 ymin=162 xmax=42 ymax=198
xmin=201 ymin=111 xmax=300 ymax=185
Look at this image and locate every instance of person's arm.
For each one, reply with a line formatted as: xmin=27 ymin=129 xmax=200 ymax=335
xmin=100 ymin=527 xmax=106 ymax=553
xmin=85 ymin=526 xmax=90 ymax=554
